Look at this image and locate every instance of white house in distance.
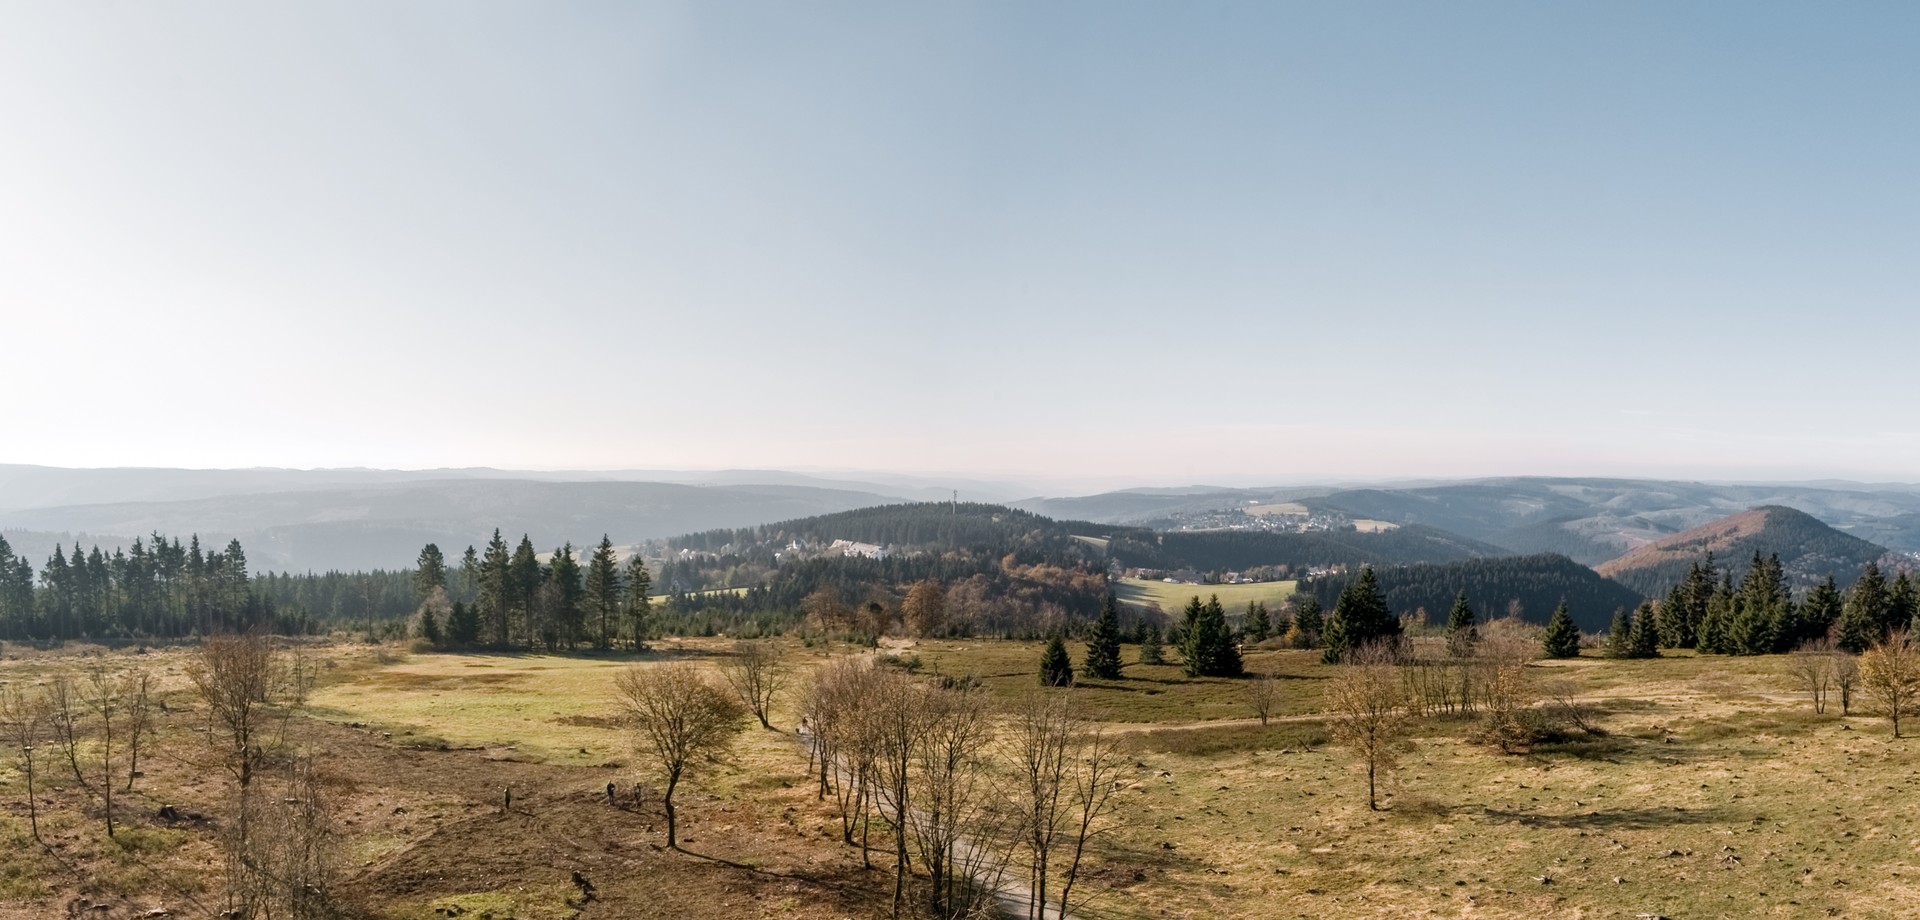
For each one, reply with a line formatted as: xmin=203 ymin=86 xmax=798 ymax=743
xmin=828 ymin=539 xmax=888 ymax=560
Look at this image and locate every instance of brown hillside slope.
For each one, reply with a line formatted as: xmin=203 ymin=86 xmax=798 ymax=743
xmin=1595 ymin=505 xmax=1889 ymax=598
xmin=1594 ymin=508 xmax=1774 ymax=577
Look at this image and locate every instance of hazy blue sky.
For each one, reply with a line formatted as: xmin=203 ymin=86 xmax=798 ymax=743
xmin=4 ymin=2 xmax=1918 ymax=487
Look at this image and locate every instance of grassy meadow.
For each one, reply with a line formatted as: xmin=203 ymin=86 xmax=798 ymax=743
xmin=1114 ymin=577 xmax=1299 ymax=615
xmin=5 ymin=636 xmax=1920 ymax=918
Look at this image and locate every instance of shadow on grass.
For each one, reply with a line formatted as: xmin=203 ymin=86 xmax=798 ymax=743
xmin=1479 ymin=805 xmax=1732 ymax=830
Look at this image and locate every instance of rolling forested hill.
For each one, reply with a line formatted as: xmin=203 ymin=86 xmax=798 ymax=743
xmin=1595 ymin=506 xmax=1890 ymax=597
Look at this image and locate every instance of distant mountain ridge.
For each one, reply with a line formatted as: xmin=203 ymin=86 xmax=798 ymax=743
xmin=1595 ymin=506 xmax=1891 ymax=597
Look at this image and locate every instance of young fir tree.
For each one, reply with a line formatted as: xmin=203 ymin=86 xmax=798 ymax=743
xmin=1627 ymin=600 xmax=1661 ymax=658
xmin=1800 ymin=575 xmax=1844 ymax=642
xmin=1657 ymin=583 xmax=1691 ymax=650
xmin=1444 ymin=594 xmax=1479 ymax=658
xmin=1290 ymin=596 xmax=1324 ymax=648
xmin=1891 ymin=573 xmax=1919 ymax=634
xmin=1542 ymin=601 xmax=1581 ymax=659
xmin=1181 ymin=595 xmax=1243 ymax=677
xmin=1083 ymin=594 xmax=1124 ymax=680
xmin=417 ymin=604 xmax=442 ymax=646
xmin=447 ymin=600 xmax=481 ymax=646
xmin=414 ymin=543 xmax=448 ymax=601
xmin=1247 ymin=601 xmax=1271 ymax=643
xmin=1322 ymin=567 xmax=1399 ymax=663
xmin=1846 ymin=561 xmax=1891 ymax=641
xmin=1138 ymin=621 xmax=1165 ymax=665
xmin=1606 ymin=608 xmax=1633 ymax=658
xmin=1836 ymin=602 xmax=1875 ymax=654
xmin=584 ymin=535 xmax=623 ymax=650
xmin=1039 ymin=634 xmax=1075 ymax=687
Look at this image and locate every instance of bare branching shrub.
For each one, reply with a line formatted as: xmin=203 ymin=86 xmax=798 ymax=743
xmin=867 ymin=669 xmax=935 ymax=917
xmin=1325 ymin=641 xmax=1408 ymax=810
xmin=1246 ymin=671 xmax=1279 ymax=726
xmin=45 ymin=674 xmax=89 ymax=789
xmin=230 ymin=755 xmax=340 ymax=920
xmin=1541 ymin=679 xmax=1604 ymax=737
xmin=1861 ymin=630 xmax=1920 ymax=738
xmin=125 ymin=667 xmax=154 ymax=792
xmin=1008 ymin=691 xmax=1121 ymax=919
xmin=1836 ymin=652 xmax=1861 ymax=716
xmin=805 ymin=657 xmax=882 ymax=855
xmin=615 ymin=662 xmax=747 ymax=847
xmin=1471 ymin=628 xmax=1540 ymax=753
xmin=0 ymin=685 xmax=46 ymax=844
xmin=1790 ymin=639 xmax=1838 ymax=715
xmin=720 ymin=640 xmax=789 ymax=731
xmin=190 ymin=632 xmax=284 ymax=788
xmin=905 ymin=683 xmax=1000 ymax=920
xmin=82 ymin=664 xmax=127 ymax=837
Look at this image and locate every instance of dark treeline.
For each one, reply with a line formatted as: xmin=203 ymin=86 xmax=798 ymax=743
xmin=669 ymin=502 xmax=1069 ymax=554
xmin=1649 ymin=553 xmax=1918 ymax=656
xmin=1303 ymin=554 xmax=1644 ymax=634
xmin=1105 ymin=524 xmax=1500 ymax=574
xmin=0 ymin=531 xmax=314 ymax=640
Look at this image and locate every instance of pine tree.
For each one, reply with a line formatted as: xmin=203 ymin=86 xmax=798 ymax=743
xmin=1846 ymin=561 xmax=1891 ymax=641
xmin=547 ymin=543 xmax=585 ymax=649
xmin=1083 ymin=594 xmax=1124 ymax=680
xmin=448 ymin=600 xmax=481 ymax=646
xmin=479 ymin=529 xmax=512 ymax=646
xmin=1180 ymin=595 xmax=1242 ymax=677
xmin=1322 ymin=567 xmax=1399 ymax=663
xmin=1891 ymin=573 xmax=1918 ymax=633
xmin=417 ymin=604 xmax=442 ymax=646
xmin=1444 ymin=591 xmax=1478 ymax=657
xmin=508 ymin=536 xmax=542 ymax=645
xmin=414 ymin=543 xmax=448 ymax=601
xmin=1836 ymin=602 xmax=1874 ymax=654
xmin=1606 ymin=608 xmax=1633 ymax=658
xmin=1290 ymin=596 xmax=1323 ymax=649
xmin=1138 ymin=622 xmax=1165 ymax=665
xmin=623 ymin=555 xmax=653 ymax=650
xmin=1542 ymin=601 xmax=1581 ymax=658
xmin=1800 ymin=575 xmax=1843 ymax=643
xmin=1039 ymin=634 xmax=1075 ymax=687
xmin=1247 ymin=601 xmax=1271 ymax=643
xmin=1657 ymin=583 xmax=1690 ymax=649
xmin=585 ymin=536 xmax=623 ymax=650
xmin=1628 ymin=600 xmax=1661 ymax=658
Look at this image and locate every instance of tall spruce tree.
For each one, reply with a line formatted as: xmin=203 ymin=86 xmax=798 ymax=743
xmin=585 ymin=536 xmax=623 ymax=650
xmin=414 ymin=543 xmax=447 ymax=601
xmin=1542 ymin=601 xmax=1581 ymax=658
xmin=1846 ymin=561 xmax=1891 ymax=642
xmin=1627 ymin=600 xmax=1661 ymax=658
xmin=547 ymin=543 xmax=585 ymax=649
xmin=1181 ymin=594 xmax=1242 ymax=677
xmin=1039 ymin=634 xmax=1075 ymax=687
xmin=447 ymin=600 xmax=481 ymax=646
xmin=479 ymin=529 xmax=512 ymax=646
xmin=1084 ymin=594 xmax=1124 ymax=680
xmin=622 ymin=555 xmax=653 ymax=650
xmin=1445 ymin=591 xmax=1478 ymax=657
xmin=1322 ymin=567 xmax=1399 ymax=663
xmin=1606 ymin=608 xmax=1633 ymax=658
xmin=1800 ymin=575 xmax=1844 ymax=644
xmin=1247 ymin=600 xmax=1271 ymax=643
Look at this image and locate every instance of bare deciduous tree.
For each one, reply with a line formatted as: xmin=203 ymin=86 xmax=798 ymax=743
xmin=1246 ymin=671 xmax=1279 ymax=726
xmin=45 ymin=674 xmax=89 ymax=790
xmin=1325 ymin=641 xmax=1408 ymax=810
xmin=82 ymin=664 xmax=127 ymax=837
xmin=1837 ymin=651 xmax=1861 ymax=716
xmin=868 ymin=669 xmax=935 ymax=918
xmin=1055 ymin=721 xmax=1122 ymax=918
xmin=615 ymin=663 xmax=747 ymax=847
xmin=0 ymin=685 xmax=46 ymax=845
xmin=720 ymin=639 xmax=788 ymax=731
xmin=905 ymin=682 xmax=1002 ymax=920
xmin=1861 ymin=630 xmax=1920 ymax=738
xmin=124 ymin=667 xmax=155 ymax=792
xmin=1010 ymin=691 xmax=1074 ymax=919
xmin=190 ymin=632 xmax=282 ymax=788
xmin=1790 ymin=639 xmax=1838 ymax=715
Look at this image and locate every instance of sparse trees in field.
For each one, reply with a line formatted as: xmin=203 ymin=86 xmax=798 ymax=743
xmin=720 ymin=640 xmax=789 ymax=730
xmin=1860 ymin=631 xmax=1920 ymax=738
xmin=616 ymin=663 xmax=747 ymax=847
xmin=1082 ymin=595 xmax=1123 ymax=680
xmin=1325 ymin=641 xmax=1408 ymax=810
xmin=1608 ymin=603 xmax=1659 ymax=659
xmin=1246 ymin=671 xmax=1279 ymax=726
xmin=1541 ymin=602 xmax=1581 ymax=659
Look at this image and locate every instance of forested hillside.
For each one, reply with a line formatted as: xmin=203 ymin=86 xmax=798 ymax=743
xmin=1101 ymin=524 xmax=1504 ymax=573
xmin=1302 ymin=554 xmax=1645 ymax=633
xmin=1596 ymin=506 xmax=1889 ymax=597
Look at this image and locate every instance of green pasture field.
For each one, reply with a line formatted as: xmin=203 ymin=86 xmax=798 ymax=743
xmin=1114 ymin=576 xmax=1298 ymax=614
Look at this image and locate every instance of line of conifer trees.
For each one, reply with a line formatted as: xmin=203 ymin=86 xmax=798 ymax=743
xmin=1653 ymin=553 xmax=1917 ymax=656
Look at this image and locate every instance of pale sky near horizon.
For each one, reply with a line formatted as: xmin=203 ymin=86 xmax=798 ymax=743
xmin=4 ymin=2 xmax=1919 ymax=488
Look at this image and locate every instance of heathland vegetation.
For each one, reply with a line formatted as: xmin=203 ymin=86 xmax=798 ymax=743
xmin=10 ymin=499 xmax=1920 ymax=916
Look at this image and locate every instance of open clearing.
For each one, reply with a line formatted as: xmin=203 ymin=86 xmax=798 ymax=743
xmin=1114 ymin=577 xmax=1298 ymax=614
xmin=8 ymin=639 xmax=1920 ymax=918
